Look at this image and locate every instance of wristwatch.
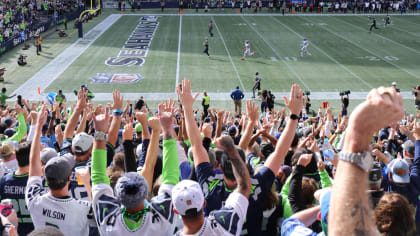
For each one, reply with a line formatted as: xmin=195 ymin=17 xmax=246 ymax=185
xmin=339 ymin=151 xmax=373 ymax=172
xmin=290 ymin=114 xmax=299 ymax=120
xmin=94 ymin=131 xmax=106 ymax=141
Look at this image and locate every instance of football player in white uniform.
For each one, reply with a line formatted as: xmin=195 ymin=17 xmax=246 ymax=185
xmin=300 ymin=38 xmax=311 ymax=57
xmin=241 ymin=40 xmax=256 ymax=60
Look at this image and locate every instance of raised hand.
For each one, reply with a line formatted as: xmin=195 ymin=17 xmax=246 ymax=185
xmin=36 ymin=104 xmax=48 ymax=126
xmin=297 ymin=153 xmax=313 ymax=167
xmin=76 ymin=88 xmax=88 ymax=110
xmin=92 ymin=111 xmax=111 ymax=133
xmin=112 ymin=90 xmax=124 ymax=111
xmin=177 ymin=79 xmax=199 ymax=108
xmin=135 ymin=112 xmax=148 ymax=124
xmin=202 ymin=122 xmax=213 ymax=138
xmin=148 ymin=117 xmax=161 ymax=132
xmin=214 ymin=135 xmax=235 ymax=152
xmin=158 ymin=103 xmax=174 ymax=132
xmin=246 ymin=100 xmax=259 ymax=122
xmin=122 ymin=123 xmax=133 ymax=141
xmin=349 ymin=87 xmax=404 ymax=136
xmin=283 ymin=84 xmax=303 ymax=116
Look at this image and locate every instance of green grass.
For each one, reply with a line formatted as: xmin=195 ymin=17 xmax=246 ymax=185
xmin=2 ymin=9 xmax=420 ymax=113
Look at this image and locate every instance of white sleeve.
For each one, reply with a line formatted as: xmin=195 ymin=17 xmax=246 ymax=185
xmin=176 ymin=141 xmax=188 ymax=164
xmin=26 ymin=125 xmax=36 ymax=141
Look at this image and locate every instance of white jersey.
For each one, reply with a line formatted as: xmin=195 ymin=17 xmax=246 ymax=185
xmin=302 ymin=40 xmax=309 ymax=48
xmin=25 ymin=176 xmax=92 ymax=236
xmin=92 ymin=183 xmax=176 ymax=235
xmin=0 ymin=159 xmax=18 ymax=178
xmin=175 ymin=192 xmax=248 ymax=236
xmin=245 ymin=42 xmax=250 ymax=50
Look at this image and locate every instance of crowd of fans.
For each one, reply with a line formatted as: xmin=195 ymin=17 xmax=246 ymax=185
xmin=0 ymin=80 xmax=414 ymax=236
xmin=182 ymin=0 xmax=416 ymax=14
xmin=0 ymin=0 xmax=82 ymax=44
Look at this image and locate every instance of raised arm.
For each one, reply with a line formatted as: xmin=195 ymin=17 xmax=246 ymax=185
xmin=159 ymin=110 xmax=180 ymax=187
xmin=177 ymin=79 xmax=210 ymax=167
xmin=64 ymin=89 xmax=87 ymax=139
xmin=264 ymin=84 xmax=303 ymax=173
xmin=29 ymin=105 xmax=48 ymax=177
xmin=91 ymin=112 xmax=111 ymax=187
xmin=107 ymin=90 xmax=124 ymax=147
xmin=238 ymin=100 xmax=258 ymax=150
xmin=140 ymin=115 xmax=161 ymax=190
xmin=329 ymin=87 xmax=404 ymax=235
xmin=215 ymin=109 xmax=224 ymax=139
xmin=215 ymin=135 xmax=251 ymax=198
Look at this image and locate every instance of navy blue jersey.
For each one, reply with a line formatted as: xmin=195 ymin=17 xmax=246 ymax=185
xmin=196 ymin=162 xmax=275 ymax=235
xmin=0 ymin=172 xmax=34 ymax=235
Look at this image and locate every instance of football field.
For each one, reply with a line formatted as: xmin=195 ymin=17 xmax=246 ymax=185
xmin=3 ymin=10 xmax=420 ymax=113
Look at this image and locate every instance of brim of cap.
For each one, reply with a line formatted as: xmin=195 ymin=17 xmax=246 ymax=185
xmin=393 ymin=174 xmax=410 ymax=184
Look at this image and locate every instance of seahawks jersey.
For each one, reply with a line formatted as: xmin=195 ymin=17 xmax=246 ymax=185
xmin=175 ymin=192 xmax=248 ymax=236
xmin=281 ymin=218 xmax=321 ymax=236
xmin=196 ymin=162 xmax=275 ymax=235
xmin=92 ymin=182 xmax=176 ymax=235
xmin=25 ymin=176 xmax=92 ymax=236
xmin=0 ymin=172 xmax=34 ymax=235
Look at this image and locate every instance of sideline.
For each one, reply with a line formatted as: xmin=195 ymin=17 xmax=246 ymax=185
xmin=21 ymin=91 xmax=412 ymax=101
xmin=12 ymin=14 xmax=122 ymax=99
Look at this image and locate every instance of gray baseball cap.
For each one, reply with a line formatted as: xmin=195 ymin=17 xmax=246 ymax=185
xmin=114 ymin=172 xmax=148 ymax=209
xmin=40 ymin=148 xmax=58 ymax=165
xmin=44 ymin=154 xmax=75 ymax=181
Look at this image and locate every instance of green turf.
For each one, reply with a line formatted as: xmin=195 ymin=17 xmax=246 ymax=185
xmin=46 ymin=13 xmax=420 ymax=94
xmin=2 ymin=9 xmax=420 ymax=114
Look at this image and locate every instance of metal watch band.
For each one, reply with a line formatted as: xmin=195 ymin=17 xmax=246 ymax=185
xmin=339 ymin=151 xmax=373 ymax=172
xmin=94 ymin=131 xmax=106 ymax=141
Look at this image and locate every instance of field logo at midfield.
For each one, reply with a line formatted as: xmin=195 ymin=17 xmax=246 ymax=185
xmin=90 ymin=73 xmax=143 ymax=83
xmin=105 ymin=16 xmax=159 ymax=67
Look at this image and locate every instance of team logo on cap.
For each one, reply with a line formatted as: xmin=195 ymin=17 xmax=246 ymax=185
xmin=186 ymin=200 xmax=192 ymax=206
xmin=90 ymin=73 xmax=143 ymax=84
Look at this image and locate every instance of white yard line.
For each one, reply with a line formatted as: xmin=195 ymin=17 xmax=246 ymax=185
xmin=123 ymin=13 xmax=420 ymax=17
xmin=24 ymin=91 xmax=413 ymax=101
xmin=212 ymin=16 xmax=246 ymax=91
xmin=13 ymin=14 xmax=122 ymax=99
xmin=240 ymin=15 xmax=310 ymax=90
xmin=335 ymin=16 xmax=420 ymax=55
xmin=274 ymin=16 xmax=373 ymax=88
xmin=316 ymin=18 xmax=420 ymax=80
xmin=175 ymin=15 xmax=182 ymax=93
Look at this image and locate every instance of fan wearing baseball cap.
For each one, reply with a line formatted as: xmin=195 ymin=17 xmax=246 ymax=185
xmin=25 ymin=105 xmax=92 ymax=235
xmin=91 ymin=107 xmax=180 ymax=235
xmin=173 ymin=136 xmax=251 ymax=236
xmin=179 ymin=79 xmax=304 ymax=235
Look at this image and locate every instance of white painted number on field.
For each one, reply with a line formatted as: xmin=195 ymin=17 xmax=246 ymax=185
xmin=302 ymin=23 xmax=328 ymax=26
xmin=384 ymin=56 xmax=399 ymax=61
xmin=284 ymin=57 xmax=298 ymax=61
xmin=357 ymin=56 xmax=399 ymax=61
